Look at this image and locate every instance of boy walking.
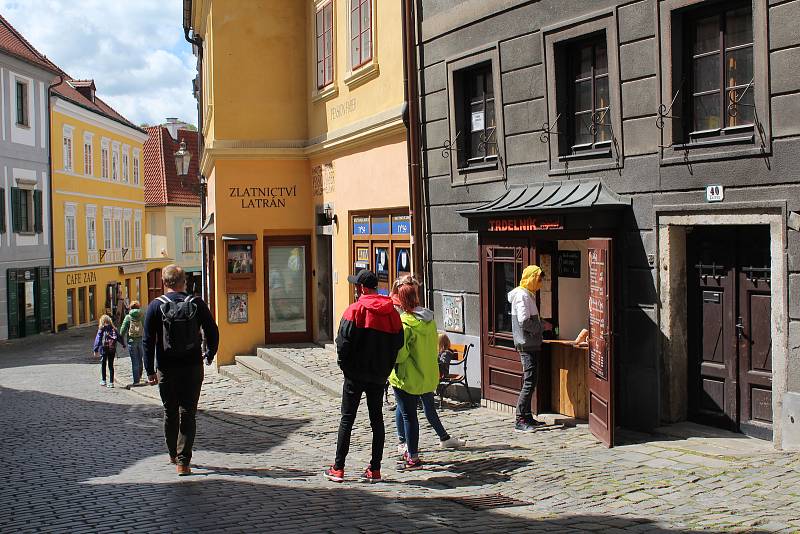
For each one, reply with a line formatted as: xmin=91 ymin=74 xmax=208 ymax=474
xmin=324 ymin=269 xmax=403 ymax=483
xmin=144 ymin=264 xmax=219 ymax=476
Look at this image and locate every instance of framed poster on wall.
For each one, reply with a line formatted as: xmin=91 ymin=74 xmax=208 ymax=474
xmin=227 ymin=293 xmax=248 ymax=323
xmin=441 ymin=293 xmax=464 ymax=333
xmin=223 ymin=235 xmax=257 ymax=292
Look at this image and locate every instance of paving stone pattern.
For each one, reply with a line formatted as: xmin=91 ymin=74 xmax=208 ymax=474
xmin=0 ymin=330 xmax=798 ymax=532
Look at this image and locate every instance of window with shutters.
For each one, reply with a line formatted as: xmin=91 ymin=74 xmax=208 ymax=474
xmin=0 ymin=188 xmax=5 ymax=233
xmin=86 ymin=205 xmax=97 ymax=263
xmin=134 ymin=210 xmax=142 ymax=259
xmin=111 ymin=145 xmax=120 ymax=181
xmin=316 ymin=1 xmax=334 ymax=89
xmin=103 ymin=208 xmax=112 ymax=254
xmin=84 ymin=133 xmax=93 ymax=176
xmin=64 ymin=203 xmax=77 ymax=254
xmin=132 ymin=151 xmax=140 ymax=185
xmin=122 ymin=147 xmax=129 ymax=183
xmin=15 ymin=79 xmax=28 ymax=127
xmin=101 ymin=140 xmax=109 ymax=179
xmin=11 ymin=187 xmax=39 ymax=234
xmin=123 ymin=210 xmax=131 ymax=252
xmin=63 ymin=131 xmax=73 ymax=171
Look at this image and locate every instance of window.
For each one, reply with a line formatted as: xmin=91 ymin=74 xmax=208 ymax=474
xmin=133 ymin=210 xmax=142 ymax=250
xmin=111 ymin=146 xmax=119 ymax=181
xmin=123 ymin=210 xmax=131 ymax=251
xmin=135 ymin=277 xmax=141 ymax=302
xmin=567 ymin=36 xmax=611 ymax=152
xmin=63 ymin=134 xmax=73 ymax=171
xmin=685 ymin=4 xmax=753 ymax=138
xmin=316 ymin=2 xmax=334 ymax=89
xmin=122 ymin=148 xmax=129 ymax=183
xmin=11 ymin=187 xmax=40 ymax=233
xmin=103 ymin=208 xmax=112 ymax=253
xmin=86 ymin=205 xmax=97 ymax=263
xmin=66 ymin=289 xmax=75 ymax=327
xmin=350 ymin=0 xmax=372 ymax=69
xmin=88 ymin=285 xmax=96 ymax=322
xmin=84 ymin=135 xmax=93 ymax=176
xmin=101 ymin=141 xmax=109 ymax=179
xmin=459 ymin=64 xmax=497 ymax=167
xmin=113 ymin=212 xmax=122 ymax=252
xmin=0 ymin=188 xmax=5 ymax=234
xmin=65 ymin=203 xmax=77 ymax=254
xmin=15 ymin=80 xmax=28 ymax=126
xmin=183 ymin=225 xmax=195 ymax=253
xmin=132 ymin=152 xmax=140 ymax=185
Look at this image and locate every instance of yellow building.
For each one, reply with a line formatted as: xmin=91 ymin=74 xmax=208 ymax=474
xmin=50 ymin=76 xmax=168 ymax=330
xmin=185 ymin=0 xmax=412 ymax=364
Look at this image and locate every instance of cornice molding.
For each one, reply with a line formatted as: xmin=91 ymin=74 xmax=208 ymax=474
xmin=52 ymin=98 xmax=149 ymax=143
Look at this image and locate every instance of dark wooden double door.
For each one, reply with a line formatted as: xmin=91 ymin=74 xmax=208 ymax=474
xmin=688 ymin=226 xmax=773 ymax=439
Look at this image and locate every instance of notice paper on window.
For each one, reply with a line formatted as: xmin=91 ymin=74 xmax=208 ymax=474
xmin=471 ymin=111 xmax=485 ymax=132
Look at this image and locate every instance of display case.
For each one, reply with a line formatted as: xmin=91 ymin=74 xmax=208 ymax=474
xmin=223 ymin=235 xmax=257 ymax=292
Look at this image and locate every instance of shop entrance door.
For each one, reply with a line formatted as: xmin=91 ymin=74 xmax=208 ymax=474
xmin=264 ymin=235 xmax=312 ymax=343
xmin=687 ymin=226 xmax=772 ymax=439
xmin=480 ymin=238 xmax=532 ymax=407
xmin=587 ymin=239 xmax=614 ymax=447
xmin=147 ymin=269 xmax=162 ymax=302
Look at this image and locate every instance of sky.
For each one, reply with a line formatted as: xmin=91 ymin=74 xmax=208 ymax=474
xmin=0 ymin=0 xmax=197 ymax=127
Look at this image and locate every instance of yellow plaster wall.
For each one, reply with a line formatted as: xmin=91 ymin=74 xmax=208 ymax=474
xmin=210 ymin=0 xmax=308 ymax=142
xmin=211 ymin=159 xmax=314 ymax=364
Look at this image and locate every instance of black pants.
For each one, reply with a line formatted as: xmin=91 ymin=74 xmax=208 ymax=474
xmin=100 ymin=353 xmax=115 ymax=383
xmin=515 ymin=351 xmax=539 ymax=420
xmin=334 ymin=377 xmax=385 ymax=471
xmin=157 ymin=365 xmax=204 ymax=466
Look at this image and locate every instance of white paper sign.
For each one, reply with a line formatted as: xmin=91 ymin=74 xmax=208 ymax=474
xmin=706 ymin=185 xmax=724 ymax=203
xmin=471 ymin=111 xmax=485 ymax=132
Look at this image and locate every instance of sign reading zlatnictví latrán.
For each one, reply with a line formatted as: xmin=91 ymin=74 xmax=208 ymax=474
xmin=229 ymin=186 xmax=297 ymax=208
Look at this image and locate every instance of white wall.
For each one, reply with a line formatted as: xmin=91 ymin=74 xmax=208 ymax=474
xmin=557 ymin=240 xmax=589 ymax=340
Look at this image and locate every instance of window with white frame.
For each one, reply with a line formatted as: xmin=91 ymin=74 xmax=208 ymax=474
xmin=123 ymin=209 xmax=131 ymax=253
xmin=64 ymin=203 xmax=77 ymax=254
xmin=111 ymin=144 xmax=120 ymax=181
xmin=86 ymin=205 xmax=97 ymax=263
xmin=15 ymin=79 xmax=29 ymax=127
xmin=183 ymin=224 xmax=195 ymax=253
xmin=113 ymin=208 xmax=122 ymax=257
xmin=316 ymin=1 xmax=334 ymax=89
xmin=122 ymin=146 xmax=129 ymax=183
xmin=133 ymin=209 xmax=142 ymax=257
xmin=132 ymin=150 xmax=140 ymax=185
xmin=63 ymin=126 xmax=74 ymax=171
xmin=102 ymin=207 xmax=112 ymax=254
xmin=350 ymin=0 xmax=373 ymax=70
xmin=101 ymin=140 xmax=109 ymax=179
xmin=83 ymin=133 xmax=93 ymax=176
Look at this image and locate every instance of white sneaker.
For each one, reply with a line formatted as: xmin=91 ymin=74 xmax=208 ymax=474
xmin=440 ymin=437 xmax=466 ymax=449
xmin=106 ymin=382 xmax=114 ymax=388
xmin=100 ymin=380 xmax=106 ymax=387
xmin=397 ymin=443 xmax=407 ymax=456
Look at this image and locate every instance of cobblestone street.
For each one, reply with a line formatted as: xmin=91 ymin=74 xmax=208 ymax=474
xmin=1 ymin=330 xmax=799 ymax=533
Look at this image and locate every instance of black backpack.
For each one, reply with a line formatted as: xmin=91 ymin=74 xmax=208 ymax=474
xmin=157 ymin=295 xmax=200 ymax=356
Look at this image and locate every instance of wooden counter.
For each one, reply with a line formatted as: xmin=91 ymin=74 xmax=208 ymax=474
xmin=544 ymin=340 xmax=588 ymax=419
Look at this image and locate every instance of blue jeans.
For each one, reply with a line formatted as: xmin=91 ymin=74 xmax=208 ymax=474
xmin=128 ymin=341 xmax=145 ymax=383
xmin=393 ymin=387 xmax=422 ymax=458
xmin=397 ymin=392 xmax=450 ymax=444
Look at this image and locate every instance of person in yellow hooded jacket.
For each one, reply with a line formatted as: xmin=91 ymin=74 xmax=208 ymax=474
xmin=507 ymin=265 xmax=545 ymax=432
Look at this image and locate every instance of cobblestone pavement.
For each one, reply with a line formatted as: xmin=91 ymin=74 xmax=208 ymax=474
xmin=1 ymin=330 xmax=799 ymax=533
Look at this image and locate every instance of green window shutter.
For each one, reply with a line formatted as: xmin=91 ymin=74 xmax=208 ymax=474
xmin=33 ymin=190 xmax=42 ymax=233
xmin=10 ymin=187 xmax=20 ymax=232
xmin=37 ymin=266 xmax=52 ymax=332
xmin=0 ymin=188 xmax=5 ymax=233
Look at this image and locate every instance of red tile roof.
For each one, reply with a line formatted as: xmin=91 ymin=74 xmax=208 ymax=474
xmin=143 ymin=126 xmax=201 ymax=207
xmin=52 ymin=76 xmax=143 ymax=133
xmin=0 ymin=14 xmax=59 ymax=74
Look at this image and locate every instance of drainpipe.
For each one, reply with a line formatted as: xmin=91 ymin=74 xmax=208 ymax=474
xmin=46 ymin=74 xmax=63 ymax=333
xmin=183 ymin=1 xmax=206 ymax=301
xmin=402 ymin=0 xmax=426 ymax=302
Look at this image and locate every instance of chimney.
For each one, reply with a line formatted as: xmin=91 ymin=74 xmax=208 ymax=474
xmin=165 ymin=117 xmax=180 ymax=140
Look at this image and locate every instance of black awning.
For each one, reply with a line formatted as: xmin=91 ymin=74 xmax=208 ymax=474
xmin=459 ymin=179 xmax=629 ymax=217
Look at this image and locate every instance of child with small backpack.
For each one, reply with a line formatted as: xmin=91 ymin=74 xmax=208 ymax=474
xmin=120 ymin=301 xmax=145 ymax=385
xmin=93 ymin=315 xmax=125 ymax=388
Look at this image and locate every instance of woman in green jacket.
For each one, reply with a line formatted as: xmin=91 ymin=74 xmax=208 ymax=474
xmin=389 ymin=278 xmax=440 ymax=470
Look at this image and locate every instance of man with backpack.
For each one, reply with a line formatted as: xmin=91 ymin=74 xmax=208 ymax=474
xmin=119 ymin=300 xmax=146 ymax=385
xmin=143 ymin=264 xmax=219 ymax=476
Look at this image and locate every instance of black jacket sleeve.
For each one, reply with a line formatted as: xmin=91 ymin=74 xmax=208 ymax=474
xmin=335 ymin=316 xmax=354 ymax=368
xmin=197 ymin=299 xmax=219 ymax=359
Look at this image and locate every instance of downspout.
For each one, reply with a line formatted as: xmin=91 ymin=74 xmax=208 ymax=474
xmin=183 ymin=1 xmax=206 ymax=301
xmin=46 ymin=74 xmax=63 ymax=333
xmin=402 ymin=0 xmax=426 ymax=302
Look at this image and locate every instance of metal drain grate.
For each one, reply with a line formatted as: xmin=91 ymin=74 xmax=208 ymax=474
xmin=444 ymin=493 xmax=532 ymax=511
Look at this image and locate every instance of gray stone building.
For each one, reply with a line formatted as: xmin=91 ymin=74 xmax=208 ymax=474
xmin=0 ymin=16 xmax=58 ymax=340
xmin=415 ymin=0 xmax=800 ymax=449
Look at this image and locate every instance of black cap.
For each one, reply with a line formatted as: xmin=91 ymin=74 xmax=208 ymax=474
xmin=347 ymin=269 xmax=378 ymax=289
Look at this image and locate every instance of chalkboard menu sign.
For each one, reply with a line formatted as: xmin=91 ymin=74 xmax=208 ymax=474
xmin=588 ymin=247 xmax=608 ymax=379
xmin=557 ymin=250 xmax=581 ymax=278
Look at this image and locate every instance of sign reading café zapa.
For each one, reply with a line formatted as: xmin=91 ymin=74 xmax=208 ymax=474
xmin=229 ymin=186 xmax=298 ymax=208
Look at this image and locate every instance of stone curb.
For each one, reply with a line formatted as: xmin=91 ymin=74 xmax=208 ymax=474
xmin=256 ymin=345 xmax=341 ymax=398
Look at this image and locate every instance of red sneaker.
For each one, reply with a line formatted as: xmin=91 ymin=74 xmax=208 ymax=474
xmin=323 ymin=466 xmax=345 ymax=482
xmin=397 ymin=455 xmax=423 ymax=471
xmin=359 ymin=467 xmax=382 ymax=483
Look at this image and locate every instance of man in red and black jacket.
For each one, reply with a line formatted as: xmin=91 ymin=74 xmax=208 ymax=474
xmin=324 ymin=269 xmax=403 ymax=483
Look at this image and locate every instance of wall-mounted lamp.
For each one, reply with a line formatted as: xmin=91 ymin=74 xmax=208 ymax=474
xmin=174 ymin=139 xmax=191 ymax=176
xmin=317 ymin=204 xmax=338 ymax=226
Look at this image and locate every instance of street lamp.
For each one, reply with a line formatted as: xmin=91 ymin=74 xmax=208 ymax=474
xmin=174 ymin=139 xmax=191 ymax=176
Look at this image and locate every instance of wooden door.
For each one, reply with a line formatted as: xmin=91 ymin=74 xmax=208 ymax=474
xmin=587 ymin=238 xmax=614 ymax=447
xmin=264 ymin=235 xmax=312 ymax=343
xmin=480 ymin=238 xmax=531 ymax=407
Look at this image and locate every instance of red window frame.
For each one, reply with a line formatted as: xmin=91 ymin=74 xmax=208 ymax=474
xmin=316 ymin=2 xmax=334 ymax=89
xmin=350 ymin=0 xmax=372 ymax=70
